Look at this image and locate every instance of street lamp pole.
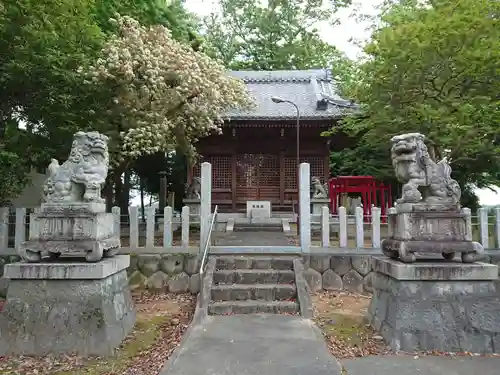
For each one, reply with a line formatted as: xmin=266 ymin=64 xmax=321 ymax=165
xmin=271 ymin=97 xmax=301 ymax=235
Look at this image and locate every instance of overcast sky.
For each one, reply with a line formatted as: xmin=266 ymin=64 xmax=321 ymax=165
xmin=155 ymin=0 xmax=500 ymax=206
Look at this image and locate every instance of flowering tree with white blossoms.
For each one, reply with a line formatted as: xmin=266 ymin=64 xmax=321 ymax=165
xmin=82 ymin=15 xmax=253 ymax=163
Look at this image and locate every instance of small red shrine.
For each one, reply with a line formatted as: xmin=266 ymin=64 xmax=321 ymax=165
xmin=329 ymin=176 xmax=392 ymax=222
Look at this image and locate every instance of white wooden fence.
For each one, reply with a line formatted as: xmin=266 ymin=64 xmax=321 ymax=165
xmin=0 ymin=205 xmax=498 ymax=255
xmin=311 ymin=206 xmax=500 ymax=250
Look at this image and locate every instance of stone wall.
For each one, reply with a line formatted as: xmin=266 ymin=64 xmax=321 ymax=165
xmin=303 ymin=254 xmax=500 ymax=295
xmin=0 ymin=253 xmax=201 ymax=298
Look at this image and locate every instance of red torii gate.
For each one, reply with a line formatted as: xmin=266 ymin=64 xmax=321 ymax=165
xmin=329 ymin=176 xmax=392 ymax=223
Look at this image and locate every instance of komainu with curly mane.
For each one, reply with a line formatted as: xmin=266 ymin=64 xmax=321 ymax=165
xmin=390 ymin=133 xmax=461 ymax=207
xmin=42 ymin=131 xmax=109 ymax=204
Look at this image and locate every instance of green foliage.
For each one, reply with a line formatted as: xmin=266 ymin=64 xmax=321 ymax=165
xmin=331 ymin=0 xmax=500 ymax=195
xmin=202 ymin=0 xmax=352 ymax=70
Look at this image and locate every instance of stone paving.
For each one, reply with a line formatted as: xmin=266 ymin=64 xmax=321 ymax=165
xmin=341 ymin=355 xmax=500 ymax=375
xmin=213 ymin=230 xmax=292 ymax=246
xmin=160 ymin=314 xmax=342 ymax=375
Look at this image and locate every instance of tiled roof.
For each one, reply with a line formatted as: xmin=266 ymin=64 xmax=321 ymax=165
xmin=225 ymin=69 xmax=357 ymax=120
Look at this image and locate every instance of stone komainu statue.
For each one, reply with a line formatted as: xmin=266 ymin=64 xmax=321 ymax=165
xmin=390 ymin=133 xmax=461 ymax=207
xmin=42 ymin=131 xmax=109 ymax=204
xmin=185 ymin=177 xmax=201 ymax=199
xmin=311 ymin=176 xmax=328 ymax=199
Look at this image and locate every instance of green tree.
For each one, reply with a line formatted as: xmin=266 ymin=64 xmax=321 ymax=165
xmin=202 ymin=0 xmax=352 ymax=70
xmin=329 ymin=0 xmax=500 ymax=208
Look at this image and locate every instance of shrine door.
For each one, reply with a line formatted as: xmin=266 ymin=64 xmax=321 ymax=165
xmin=236 ymin=154 xmax=280 ymax=202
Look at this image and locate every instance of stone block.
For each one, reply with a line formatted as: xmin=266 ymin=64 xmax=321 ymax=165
xmin=368 ymin=266 xmax=500 ymax=353
xmin=372 ymin=256 xmax=498 ymax=281
xmin=128 ymin=270 xmax=147 ymax=290
xmin=168 ymin=272 xmax=190 ymax=293
xmin=342 ymin=269 xmax=364 ymax=294
xmin=128 ymin=255 xmax=139 ymax=275
xmin=137 ymin=255 xmax=161 ymax=277
xmin=160 ymin=254 xmax=184 ymax=275
xmin=189 ymin=274 xmax=200 ymax=294
xmin=363 ymin=272 xmax=374 ymax=293
xmin=310 ymin=255 xmax=331 ymax=273
xmin=304 ymin=268 xmax=322 ymax=292
xmin=322 ymin=269 xmax=343 ymax=290
xmin=146 ymin=271 xmax=170 ymax=291
xmin=184 ymin=255 xmax=200 ymax=275
xmin=330 ymin=256 xmax=352 ymax=276
xmin=0 ymin=256 xmax=135 ymax=356
xmin=352 ymin=256 xmax=371 ymax=276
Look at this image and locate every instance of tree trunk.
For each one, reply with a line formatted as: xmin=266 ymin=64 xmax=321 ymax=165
xmin=140 ymin=177 xmax=145 ymax=223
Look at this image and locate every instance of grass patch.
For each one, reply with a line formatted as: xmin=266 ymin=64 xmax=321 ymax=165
xmin=319 ymin=313 xmax=368 ymax=347
xmin=54 ymin=315 xmax=169 ymax=375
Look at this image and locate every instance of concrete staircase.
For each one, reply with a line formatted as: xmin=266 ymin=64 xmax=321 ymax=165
xmin=208 ymin=256 xmax=300 ymax=315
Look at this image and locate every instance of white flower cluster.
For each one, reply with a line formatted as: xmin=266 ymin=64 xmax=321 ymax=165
xmin=84 ymin=15 xmax=253 ymax=161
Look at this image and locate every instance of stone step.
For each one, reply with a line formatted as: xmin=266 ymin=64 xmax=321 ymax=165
xmin=208 ymin=300 xmax=299 ymax=315
xmin=211 ymin=283 xmax=296 ymax=302
xmin=215 ymin=256 xmax=295 ymax=270
xmin=233 ymin=226 xmax=283 ymax=232
xmin=213 ymin=269 xmax=296 ymax=285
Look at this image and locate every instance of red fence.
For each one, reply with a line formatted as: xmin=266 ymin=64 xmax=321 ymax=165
xmin=329 ymin=176 xmax=392 ymax=223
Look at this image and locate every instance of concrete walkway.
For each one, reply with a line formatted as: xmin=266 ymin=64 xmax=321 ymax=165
xmin=161 ymin=314 xmax=342 ymax=375
xmin=341 ymin=355 xmax=500 ymax=375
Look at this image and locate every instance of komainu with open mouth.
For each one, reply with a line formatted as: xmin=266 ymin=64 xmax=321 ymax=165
xmin=390 ymin=132 xmax=461 ymax=207
xmin=42 ymin=131 xmax=109 ymax=204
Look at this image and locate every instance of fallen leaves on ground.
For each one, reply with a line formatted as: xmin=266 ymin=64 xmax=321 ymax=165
xmin=0 ymin=292 xmax=196 ymax=375
xmin=312 ymin=291 xmax=392 ymax=359
xmin=313 ymin=291 xmax=500 ymax=359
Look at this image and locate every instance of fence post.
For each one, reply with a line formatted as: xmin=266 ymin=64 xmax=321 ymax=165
xmin=200 ymin=162 xmax=212 ymax=253
xmin=321 ymin=205 xmax=329 ymax=248
xmin=371 ymin=206 xmax=381 ymax=248
xmin=112 ymin=206 xmax=121 ymax=240
xmin=129 ymin=206 xmax=139 ymax=249
xmin=462 ymin=207 xmax=472 ymax=241
xmin=14 ymin=208 xmax=26 ymax=250
xmin=181 ymin=206 xmax=190 ymax=248
xmin=146 ymin=206 xmax=155 ymax=248
xmin=355 ymin=206 xmax=364 ymax=248
xmin=338 ymin=206 xmax=347 ymax=248
xmin=495 ymin=207 xmax=500 ymax=249
xmin=478 ymin=207 xmax=489 ymax=249
xmin=299 ymin=163 xmax=311 ymax=253
xmin=0 ymin=207 xmax=8 ymax=251
xmin=163 ymin=206 xmax=173 ymax=247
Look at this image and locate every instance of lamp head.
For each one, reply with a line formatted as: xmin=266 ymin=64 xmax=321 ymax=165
xmin=271 ymin=96 xmax=285 ymax=103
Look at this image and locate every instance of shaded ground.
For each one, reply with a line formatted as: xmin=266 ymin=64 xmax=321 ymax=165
xmin=161 ymin=314 xmax=342 ymax=375
xmin=0 ymin=292 xmax=196 ymax=375
xmin=312 ymin=291 xmax=391 ymax=358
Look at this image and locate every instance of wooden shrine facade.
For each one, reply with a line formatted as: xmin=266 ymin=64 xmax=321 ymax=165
xmin=189 ymin=122 xmax=332 ymax=212
xmin=186 ymin=69 xmax=357 ymax=212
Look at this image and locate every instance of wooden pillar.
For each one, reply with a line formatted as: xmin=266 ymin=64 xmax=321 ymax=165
xmin=231 ymin=153 xmax=237 ymax=211
xmin=279 ymin=150 xmax=285 ymax=205
xmin=324 ymin=139 xmax=331 ymax=185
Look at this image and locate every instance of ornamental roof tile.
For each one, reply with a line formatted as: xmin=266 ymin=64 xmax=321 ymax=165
xmin=225 ymin=69 xmax=358 ymax=120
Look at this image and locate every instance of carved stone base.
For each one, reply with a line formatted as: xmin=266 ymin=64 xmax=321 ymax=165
xmin=384 ymin=208 xmax=483 ymax=263
xmin=367 ymin=257 xmax=500 ymax=353
xmin=0 ymin=256 xmax=135 ymax=356
xmin=20 ymin=209 xmax=119 ymax=262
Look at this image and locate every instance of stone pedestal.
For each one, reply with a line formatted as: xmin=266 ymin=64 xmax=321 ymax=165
xmin=367 ymin=256 xmax=500 ymax=353
xmin=382 ymin=204 xmax=483 ymax=263
xmin=311 ymin=198 xmax=329 ymax=233
xmin=0 ymin=255 xmax=136 ymax=356
xmin=183 ymin=198 xmax=201 ymax=217
xmin=20 ymin=203 xmax=120 ymax=262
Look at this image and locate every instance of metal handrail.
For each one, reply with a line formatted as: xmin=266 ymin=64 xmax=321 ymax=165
xmin=199 ymin=205 xmax=218 ymax=281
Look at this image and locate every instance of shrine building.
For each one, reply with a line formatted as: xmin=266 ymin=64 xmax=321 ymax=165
xmin=188 ymin=69 xmax=356 ymax=213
